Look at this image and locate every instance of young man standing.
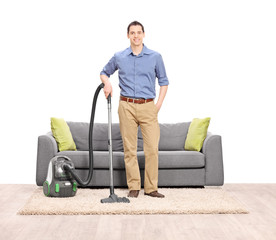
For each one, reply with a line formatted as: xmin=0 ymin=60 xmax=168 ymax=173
xmin=100 ymin=21 xmax=169 ymax=198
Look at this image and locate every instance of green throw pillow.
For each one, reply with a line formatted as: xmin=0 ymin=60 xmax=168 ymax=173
xmin=185 ymin=117 xmax=211 ymax=151
xmin=51 ymin=117 xmax=77 ymax=151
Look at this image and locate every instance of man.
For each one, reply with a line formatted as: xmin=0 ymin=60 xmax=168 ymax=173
xmin=100 ymin=21 xmax=169 ymax=198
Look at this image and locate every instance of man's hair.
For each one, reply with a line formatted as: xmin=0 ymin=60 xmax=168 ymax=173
xmin=127 ymin=21 xmax=145 ymax=33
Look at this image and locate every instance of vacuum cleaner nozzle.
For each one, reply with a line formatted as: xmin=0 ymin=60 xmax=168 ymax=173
xmin=101 ymin=194 xmax=130 ymax=203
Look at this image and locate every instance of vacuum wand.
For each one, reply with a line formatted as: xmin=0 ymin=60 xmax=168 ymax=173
xmin=107 ymin=94 xmax=114 ymax=196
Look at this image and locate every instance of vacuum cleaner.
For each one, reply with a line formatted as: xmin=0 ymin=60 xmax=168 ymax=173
xmin=43 ymin=83 xmax=130 ymax=203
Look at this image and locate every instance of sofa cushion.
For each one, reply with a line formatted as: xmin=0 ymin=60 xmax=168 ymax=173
xmin=67 ymin=122 xmax=124 ymax=151
xmin=57 ymin=150 xmax=204 ymax=169
xmin=138 ymin=122 xmax=191 ymax=151
xmin=158 ymin=151 xmax=205 ymax=168
xmin=57 ymin=151 xmax=125 ymax=169
xmin=138 ymin=151 xmax=205 ymax=169
xmin=185 ymin=118 xmax=210 ymax=151
xmin=51 ymin=118 xmax=77 ymax=151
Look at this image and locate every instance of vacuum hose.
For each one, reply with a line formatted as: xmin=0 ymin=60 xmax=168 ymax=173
xmin=63 ymin=83 xmax=105 ymax=187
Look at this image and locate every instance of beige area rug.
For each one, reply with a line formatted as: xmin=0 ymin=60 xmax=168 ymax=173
xmin=18 ymin=187 xmax=249 ymax=215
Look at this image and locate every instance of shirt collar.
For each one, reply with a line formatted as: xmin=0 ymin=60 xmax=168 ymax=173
xmin=127 ymin=44 xmax=151 ymax=56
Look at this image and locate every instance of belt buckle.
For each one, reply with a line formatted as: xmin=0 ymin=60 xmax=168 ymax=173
xmin=136 ymin=98 xmax=143 ymax=104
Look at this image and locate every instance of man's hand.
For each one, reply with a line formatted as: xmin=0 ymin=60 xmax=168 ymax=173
xmin=100 ymin=75 xmax=113 ymax=99
xmin=103 ymin=81 xmax=112 ymax=99
xmin=155 ymin=102 xmax=162 ymax=112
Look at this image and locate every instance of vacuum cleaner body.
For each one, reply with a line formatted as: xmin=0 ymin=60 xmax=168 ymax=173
xmin=43 ymin=156 xmax=77 ymax=197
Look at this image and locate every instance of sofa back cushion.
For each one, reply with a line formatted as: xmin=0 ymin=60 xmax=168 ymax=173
xmin=66 ymin=121 xmax=191 ymax=152
xmin=138 ymin=122 xmax=191 ymax=151
xmin=67 ymin=122 xmax=123 ymax=151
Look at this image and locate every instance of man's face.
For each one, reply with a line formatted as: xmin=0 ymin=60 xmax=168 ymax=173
xmin=127 ymin=25 xmax=145 ymax=47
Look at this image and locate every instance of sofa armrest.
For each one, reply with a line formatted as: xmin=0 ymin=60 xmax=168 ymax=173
xmin=202 ymin=133 xmax=224 ymax=186
xmin=36 ymin=133 xmax=58 ymax=186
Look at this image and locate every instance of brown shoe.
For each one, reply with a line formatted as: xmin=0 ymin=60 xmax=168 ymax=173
xmin=144 ymin=191 xmax=165 ymax=198
xmin=127 ymin=190 xmax=139 ymax=198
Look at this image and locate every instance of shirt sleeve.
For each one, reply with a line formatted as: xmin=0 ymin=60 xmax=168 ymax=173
xmin=100 ymin=54 xmax=118 ymax=78
xmin=155 ymin=54 xmax=169 ymax=86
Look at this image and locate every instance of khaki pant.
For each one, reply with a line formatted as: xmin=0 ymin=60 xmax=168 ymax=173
xmin=118 ymin=100 xmax=160 ymax=194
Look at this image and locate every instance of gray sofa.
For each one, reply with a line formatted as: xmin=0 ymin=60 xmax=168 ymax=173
xmin=36 ymin=122 xmax=224 ymax=187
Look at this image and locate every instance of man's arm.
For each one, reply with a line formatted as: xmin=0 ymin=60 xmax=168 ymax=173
xmin=155 ymin=53 xmax=169 ymax=112
xmin=155 ymin=85 xmax=168 ymax=112
xmin=100 ymin=54 xmax=117 ymax=98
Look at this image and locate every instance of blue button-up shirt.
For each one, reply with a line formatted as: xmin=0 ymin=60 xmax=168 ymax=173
xmin=100 ymin=44 xmax=169 ymax=99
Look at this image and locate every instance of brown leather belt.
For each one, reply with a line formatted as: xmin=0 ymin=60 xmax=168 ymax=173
xmin=120 ymin=96 xmax=154 ymax=104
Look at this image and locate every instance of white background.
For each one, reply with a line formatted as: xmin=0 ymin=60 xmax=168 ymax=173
xmin=0 ymin=0 xmax=275 ymax=184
